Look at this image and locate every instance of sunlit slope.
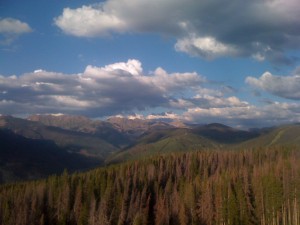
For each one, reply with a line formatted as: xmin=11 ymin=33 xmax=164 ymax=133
xmin=107 ymin=128 xmax=221 ymax=163
xmin=235 ymin=124 xmax=300 ymax=149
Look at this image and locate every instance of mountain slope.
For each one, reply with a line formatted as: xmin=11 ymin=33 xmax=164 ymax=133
xmin=107 ymin=123 xmax=262 ymax=164
xmin=28 ymin=114 xmax=131 ymax=148
xmin=0 ymin=129 xmax=99 ymax=183
xmin=0 ymin=116 xmax=117 ymax=160
xmin=191 ymin=123 xmax=259 ymax=144
xmin=107 ymin=128 xmax=221 ymax=163
xmin=236 ymin=124 xmax=300 ymax=149
xmin=106 ymin=116 xmax=175 ymax=137
xmin=3 ymin=115 xmax=300 ymax=180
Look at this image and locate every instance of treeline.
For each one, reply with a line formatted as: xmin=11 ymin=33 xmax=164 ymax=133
xmin=0 ymin=147 xmax=299 ymax=225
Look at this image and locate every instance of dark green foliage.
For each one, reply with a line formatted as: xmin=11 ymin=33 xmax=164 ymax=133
xmin=0 ymin=147 xmax=299 ymax=225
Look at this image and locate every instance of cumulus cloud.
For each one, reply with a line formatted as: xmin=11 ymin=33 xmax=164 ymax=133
xmin=2 ymin=58 xmax=300 ymax=127
xmin=0 ymin=18 xmax=32 ymax=45
xmin=54 ymin=1 xmax=183 ymax=37
xmin=54 ymin=0 xmax=300 ymax=63
xmin=0 ymin=59 xmax=204 ymax=116
xmin=168 ymin=81 xmax=300 ymax=127
xmin=175 ymin=36 xmax=239 ymax=59
xmin=246 ymin=72 xmax=300 ymax=100
xmin=182 ymin=101 xmax=300 ymax=128
xmin=169 ymin=93 xmax=248 ymax=111
xmin=54 ymin=5 xmax=127 ymax=37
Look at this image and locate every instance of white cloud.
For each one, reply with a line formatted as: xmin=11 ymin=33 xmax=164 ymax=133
xmin=82 ymin=59 xmax=204 ymax=95
xmin=182 ymin=101 xmax=300 ymax=128
xmin=175 ymin=36 xmax=238 ymax=59
xmin=246 ymin=72 xmax=300 ymax=100
xmin=168 ymin=88 xmax=248 ymax=110
xmin=100 ymin=59 xmax=143 ymax=76
xmin=49 ymin=95 xmax=95 ymax=108
xmin=54 ymin=0 xmax=300 ymax=63
xmin=83 ymin=59 xmax=143 ymax=79
xmin=0 ymin=18 xmax=32 ymax=34
xmin=149 ymin=67 xmax=205 ymax=92
xmin=0 ymin=18 xmax=32 ymax=45
xmin=2 ymin=59 xmax=300 ymax=127
xmin=54 ymin=5 xmax=127 ymax=37
xmin=0 ymin=59 xmax=203 ymax=116
xmin=54 ymin=0 xmax=184 ymax=37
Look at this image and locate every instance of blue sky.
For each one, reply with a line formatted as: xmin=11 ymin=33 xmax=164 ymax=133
xmin=1 ymin=0 xmax=300 ymax=128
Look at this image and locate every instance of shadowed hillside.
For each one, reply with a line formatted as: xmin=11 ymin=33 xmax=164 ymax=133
xmin=28 ymin=114 xmax=131 ymax=148
xmin=0 ymin=116 xmax=118 ymax=160
xmin=191 ymin=123 xmax=260 ymax=143
xmin=0 ymin=129 xmax=99 ymax=184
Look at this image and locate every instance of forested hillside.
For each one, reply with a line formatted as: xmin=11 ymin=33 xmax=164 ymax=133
xmin=0 ymin=147 xmax=299 ymax=225
xmin=0 ymin=129 xmax=99 ymax=184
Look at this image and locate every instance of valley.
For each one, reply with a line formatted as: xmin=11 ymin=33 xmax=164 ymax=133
xmin=0 ymin=114 xmax=299 ymax=225
xmin=0 ymin=114 xmax=299 ymax=184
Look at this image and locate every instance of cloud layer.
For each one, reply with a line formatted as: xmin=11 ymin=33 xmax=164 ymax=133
xmin=0 ymin=18 xmax=32 ymax=45
xmin=1 ymin=59 xmax=300 ymax=127
xmin=183 ymin=102 xmax=300 ymax=128
xmin=0 ymin=59 xmax=203 ymax=116
xmin=54 ymin=0 xmax=300 ymax=63
xmin=246 ymin=72 xmax=300 ymax=100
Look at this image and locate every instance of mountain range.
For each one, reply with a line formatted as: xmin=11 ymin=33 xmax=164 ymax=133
xmin=1 ymin=114 xmax=299 ymax=183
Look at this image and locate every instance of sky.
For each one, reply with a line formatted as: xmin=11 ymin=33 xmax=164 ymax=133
xmin=1 ymin=0 xmax=300 ymax=128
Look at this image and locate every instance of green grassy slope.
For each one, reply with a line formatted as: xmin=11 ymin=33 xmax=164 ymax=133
xmin=107 ymin=124 xmax=300 ymax=164
xmin=235 ymin=124 xmax=300 ymax=149
xmin=106 ymin=128 xmax=221 ymax=163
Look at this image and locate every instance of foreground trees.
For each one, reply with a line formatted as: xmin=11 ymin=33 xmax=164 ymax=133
xmin=0 ymin=147 xmax=299 ymax=225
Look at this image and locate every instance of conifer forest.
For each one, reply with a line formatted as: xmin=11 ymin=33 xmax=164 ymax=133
xmin=0 ymin=147 xmax=299 ymax=225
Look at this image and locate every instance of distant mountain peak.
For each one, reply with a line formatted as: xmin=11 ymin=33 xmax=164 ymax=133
xmin=106 ymin=116 xmax=176 ymax=136
xmin=28 ymin=114 xmax=94 ymax=130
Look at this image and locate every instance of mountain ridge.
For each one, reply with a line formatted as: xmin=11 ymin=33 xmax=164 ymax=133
xmin=0 ymin=115 xmax=118 ymax=160
xmin=1 ymin=114 xmax=299 ymax=182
